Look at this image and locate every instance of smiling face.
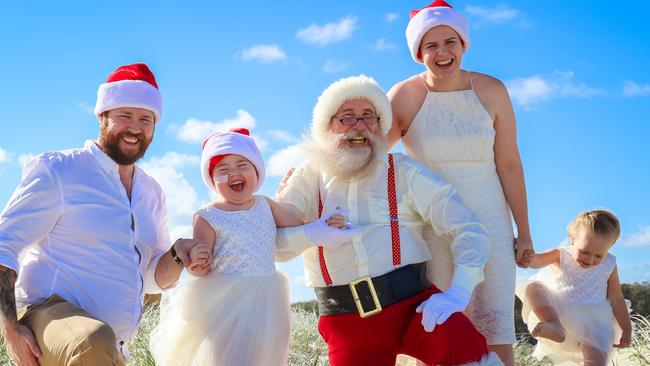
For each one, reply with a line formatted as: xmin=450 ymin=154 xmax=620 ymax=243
xmin=98 ymin=107 xmax=155 ymax=165
xmin=419 ymin=25 xmax=465 ymax=78
xmin=211 ymin=154 xmax=258 ymax=205
xmin=569 ymin=227 xmax=614 ymax=268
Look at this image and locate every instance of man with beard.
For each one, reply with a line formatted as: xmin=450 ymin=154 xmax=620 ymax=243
xmin=275 ymin=75 xmax=503 ymax=365
xmin=0 ymin=63 xmax=200 ymax=366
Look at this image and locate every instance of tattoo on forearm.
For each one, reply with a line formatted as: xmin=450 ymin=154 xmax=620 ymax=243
xmin=0 ymin=266 xmax=18 ymax=327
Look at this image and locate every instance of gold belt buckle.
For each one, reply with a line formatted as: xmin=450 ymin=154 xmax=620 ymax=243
xmin=349 ymin=276 xmax=382 ymax=318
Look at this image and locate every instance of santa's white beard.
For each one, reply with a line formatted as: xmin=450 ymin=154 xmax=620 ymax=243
xmin=302 ymin=131 xmax=388 ymax=181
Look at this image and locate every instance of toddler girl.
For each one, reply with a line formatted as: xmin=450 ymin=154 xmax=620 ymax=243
xmin=516 ymin=209 xmax=632 ymax=366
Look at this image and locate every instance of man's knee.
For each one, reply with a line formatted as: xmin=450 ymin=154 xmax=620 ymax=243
xmin=74 ymin=321 xmax=120 ymax=362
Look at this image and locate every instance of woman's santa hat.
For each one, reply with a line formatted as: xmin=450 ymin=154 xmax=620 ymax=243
xmin=94 ymin=63 xmax=163 ymax=122
xmin=406 ymin=0 xmax=470 ymax=64
xmin=311 ymin=75 xmax=392 ymax=145
xmin=200 ymin=128 xmax=265 ymax=192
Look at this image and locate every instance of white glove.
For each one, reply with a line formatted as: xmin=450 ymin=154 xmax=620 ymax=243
xmin=416 ymin=287 xmax=471 ymax=332
xmin=304 ymin=208 xmax=361 ymax=249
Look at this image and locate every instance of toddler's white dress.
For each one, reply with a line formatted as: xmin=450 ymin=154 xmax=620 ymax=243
xmin=150 ymin=196 xmax=291 ymax=366
xmin=516 ymin=246 xmax=623 ymax=364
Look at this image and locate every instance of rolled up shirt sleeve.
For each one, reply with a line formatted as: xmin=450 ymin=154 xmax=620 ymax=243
xmin=406 ymin=162 xmax=491 ymax=295
xmin=0 ymin=155 xmax=63 ymax=273
xmin=275 ymin=163 xmax=319 ymax=262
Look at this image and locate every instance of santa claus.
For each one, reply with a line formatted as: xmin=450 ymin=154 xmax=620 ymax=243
xmin=275 ymin=75 xmax=503 ymax=366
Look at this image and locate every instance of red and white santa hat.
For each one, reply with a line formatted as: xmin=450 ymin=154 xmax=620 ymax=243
xmin=200 ymin=128 xmax=265 ymax=193
xmin=94 ymin=63 xmax=163 ymax=122
xmin=406 ymin=0 xmax=470 ymax=64
xmin=311 ymin=75 xmax=392 ymax=145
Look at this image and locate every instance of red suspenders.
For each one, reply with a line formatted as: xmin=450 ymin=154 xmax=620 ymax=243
xmin=317 ymin=154 xmax=401 ymax=286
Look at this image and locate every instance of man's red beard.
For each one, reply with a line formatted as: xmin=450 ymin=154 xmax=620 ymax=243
xmin=98 ymin=122 xmax=152 ymax=165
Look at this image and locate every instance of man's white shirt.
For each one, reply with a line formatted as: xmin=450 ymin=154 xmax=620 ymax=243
xmin=275 ymin=153 xmax=491 ymax=295
xmin=0 ymin=140 xmax=171 ymax=343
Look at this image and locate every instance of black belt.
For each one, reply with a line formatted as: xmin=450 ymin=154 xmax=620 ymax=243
xmin=315 ymin=262 xmax=430 ymax=318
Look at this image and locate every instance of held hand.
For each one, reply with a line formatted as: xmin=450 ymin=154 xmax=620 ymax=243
xmin=3 ymin=324 xmax=42 ymax=366
xmin=275 ymin=167 xmax=294 ymax=196
xmin=304 ymin=208 xmax=361 ymax=248
xmin=514 ymin=236 xmax=535 ymax=269
xmin=613 ymin=329 xmax=632 ymax=348
xmin=415 ymin=287 xmax=470 ymax=332
xmin=173 ymin=238 xmax=209 ymax=268
xmin=189 ymin=243 xmax=212 ymax=267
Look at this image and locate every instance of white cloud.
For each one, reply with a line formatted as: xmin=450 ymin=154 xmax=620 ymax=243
xmin=385 ymin=13 xmax=399 ymax=23
xmin=140 ymin=152 xmax=201 ymax=239
xmin=506 ymin=71 xmax=605 ymax=108
xmin=267 ymin=144 xmax=306 ymax=177
xmin=267 ymin=130 xmax=299 ymax=144
xmin=252 ymin=135 xmax=270 ymax=152
xmin=77 ymin=102 xmax=94 ymax=115
xmin=240 ymin=44 xmax=287 ymax=63
xmin=0 ymin=148 xmax=10 ymax=164
xmin=621 ymin=226 xmax=650 ymax=247
xmin=292 ymin=275 xmax=305 ymax=285
xmin=507 ymin=76 xmax=552 ymax=107
xmin=371 ymin=38 xmax=396 ymax=51
xmin=464 ymin=5 xmax=522 ymax=26
xmin=172 ymin=110 xmax=256 ymax=144
xmin=296 ymin=16 xmax=358 ymax=47
xmin=623 ymin=80 xmax=650 ymax=97
xmin=322 ymin=59 xmax=350 ymax=74
xmin=18 ymin=153 xmax=35 ymax=166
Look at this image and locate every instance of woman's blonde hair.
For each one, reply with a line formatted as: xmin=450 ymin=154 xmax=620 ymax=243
xmin=567 ymin=209 xmax=621 ymax=245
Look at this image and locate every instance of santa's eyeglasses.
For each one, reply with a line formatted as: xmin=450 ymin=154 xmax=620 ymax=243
xmin=335 ymin=116 xmax=380 ymax=126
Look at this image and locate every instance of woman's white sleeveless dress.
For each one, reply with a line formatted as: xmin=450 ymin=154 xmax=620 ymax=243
xmin=149 ymin=196 xmax=291 ymax=366
xmin=402 ymin=77 xmax=516 ymax=344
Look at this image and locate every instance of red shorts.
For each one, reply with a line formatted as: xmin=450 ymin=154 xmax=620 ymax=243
xmin=317 ymin=285 xmax=488 ymax=366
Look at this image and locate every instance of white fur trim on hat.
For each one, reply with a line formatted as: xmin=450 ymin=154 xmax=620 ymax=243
xmin=311 ymin=75 xmax=392 ymax=145
xmin=459 ymin=352 xmax=505 ymax=366
xmin=200 ymin=131 xmax=265 ymax=193
xmin=94 ymin=79 xmax=163 ymax=122
xmin=406 ymin=6 xmax=470 ymax=64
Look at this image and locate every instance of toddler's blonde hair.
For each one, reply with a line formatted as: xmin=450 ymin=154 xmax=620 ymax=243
xmin=567 ymin=209 xmax=621 ymax=245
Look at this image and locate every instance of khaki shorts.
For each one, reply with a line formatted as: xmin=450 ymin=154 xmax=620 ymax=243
xmin=18 ymin=295 xmax=126 ymax=366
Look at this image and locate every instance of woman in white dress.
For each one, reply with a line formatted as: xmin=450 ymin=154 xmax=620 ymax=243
xmin=388 ymin=1 xmax=535 ymax=365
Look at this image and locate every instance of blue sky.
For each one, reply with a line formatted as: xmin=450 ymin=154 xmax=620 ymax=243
xmin=0 ymin=1 xmax=649 ymax=302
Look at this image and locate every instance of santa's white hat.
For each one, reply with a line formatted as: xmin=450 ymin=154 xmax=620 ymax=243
xmin=94 ymin=63 xmax=163 ymax=122
xmin=200 ymin=128 xmax=265 ymax=192
xmin=311 ymin=75 xmax=392 ymax=145
xmin=406 ymin=0 xmax=470 ymax=64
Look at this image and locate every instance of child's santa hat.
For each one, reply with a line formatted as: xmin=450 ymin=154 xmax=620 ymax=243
xmin=406 ymin=0 xmax=470 ymax=64
xmin=311 ymin=75 xmax=392 ymax=146
xmin=200 ymin=128 xmax=265 ymax=192
xmin=94 ymin=63 xmax=163 ymax=122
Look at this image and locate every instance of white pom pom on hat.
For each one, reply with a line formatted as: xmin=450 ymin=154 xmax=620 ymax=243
xmin=311 ymin=75 xmax=392 ymax=145
xmin=405 ymin=0 xmax=470 ymax=64
xmin=200 ymin=128 xmax=265 ymax=193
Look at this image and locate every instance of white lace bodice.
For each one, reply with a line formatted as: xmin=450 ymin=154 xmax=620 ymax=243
xmin=195 ymin=196 xmax=276 ymax=276
xmin=551 ymin=246 xmax=616 ymax=305
xmin=402 ymin=89 xmax=496 ymax=183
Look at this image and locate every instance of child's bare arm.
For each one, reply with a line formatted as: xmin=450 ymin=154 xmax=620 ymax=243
xmin=608 ymin=265 xmax=633 ymax=348
xmin=267 ymin=197 xmax=305 ymax=227
xmin=187 ymin=215 xmax=217 ymax=277
xmin=528 ymin=248 xmax=560 ymax=269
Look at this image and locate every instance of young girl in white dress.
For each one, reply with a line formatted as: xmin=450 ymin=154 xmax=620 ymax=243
xmin=516 ymin=210 xmax=632 ymax=366
xmin=149 ymin=128 xmax=347 ymax=366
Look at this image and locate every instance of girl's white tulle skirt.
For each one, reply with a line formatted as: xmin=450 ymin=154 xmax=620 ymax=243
xmin=149 ymin=271 xmax=291 ymax=366
xmin=516 ymin=273 xmax=623 ymax=365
